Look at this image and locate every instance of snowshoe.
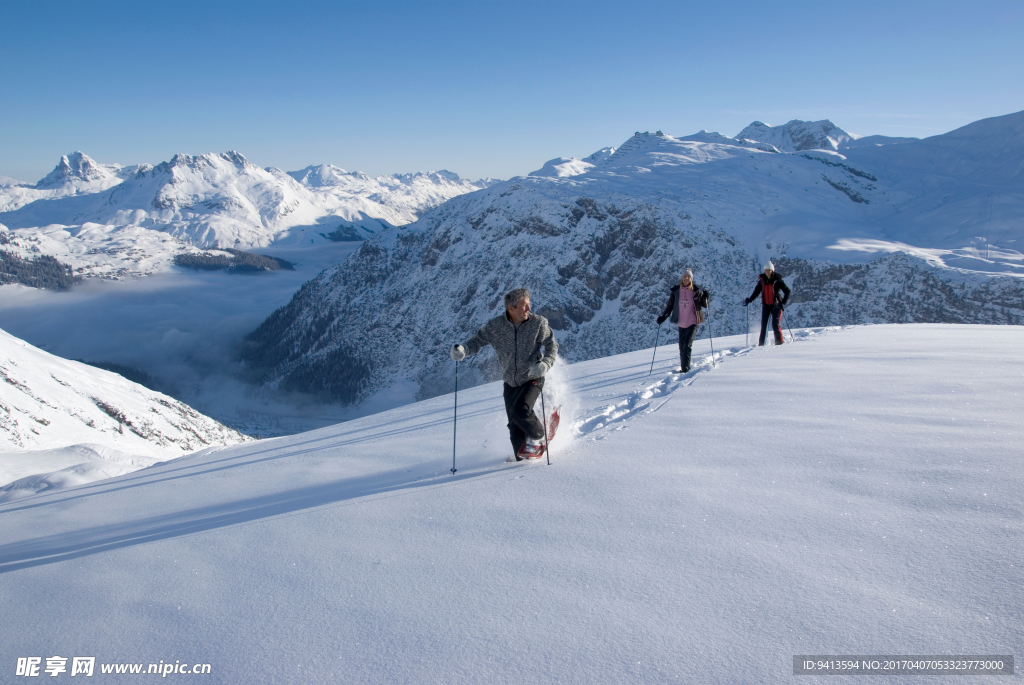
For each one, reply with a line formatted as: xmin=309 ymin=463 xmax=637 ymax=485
xmin=517 ymin=439 xmax=546 ymax=460
xmin=545 ymin=406 xmax=561 ymax=441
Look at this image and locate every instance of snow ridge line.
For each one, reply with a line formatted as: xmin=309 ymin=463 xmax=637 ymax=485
xmin=571 ymin=327 xmax=835 ymax=438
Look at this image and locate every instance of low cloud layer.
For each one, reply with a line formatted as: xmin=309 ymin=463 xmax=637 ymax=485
xmin=0 ymin=243 xmax=363 ymax=435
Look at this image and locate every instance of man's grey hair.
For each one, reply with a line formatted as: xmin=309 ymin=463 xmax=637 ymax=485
xmin=504 ymin=288 xmax=531 ymax=309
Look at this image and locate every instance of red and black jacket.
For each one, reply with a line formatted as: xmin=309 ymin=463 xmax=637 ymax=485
xmin=747 ymin=273 xmax=790 ymax=307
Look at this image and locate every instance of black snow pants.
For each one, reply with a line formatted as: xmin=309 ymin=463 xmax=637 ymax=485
xmin=503 ymin=377 xmax=546 ymax=456
xmin=759 ymin=305 xmax=784 ymax=346
xmin=678 ymin=325 xmax=698 ymax=372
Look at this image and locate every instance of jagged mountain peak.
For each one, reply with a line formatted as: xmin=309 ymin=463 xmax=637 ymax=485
xmin=36 ymin=151 xmax=119 ymax=189
xmin=154 ymin=151 xmax=256 ymax=175
xmin=736 ymin=119 xmax=855 ymax=152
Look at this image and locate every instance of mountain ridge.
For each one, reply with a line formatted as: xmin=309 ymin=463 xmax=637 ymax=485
xmin=0 ymin=151 xmax=499 ymax=278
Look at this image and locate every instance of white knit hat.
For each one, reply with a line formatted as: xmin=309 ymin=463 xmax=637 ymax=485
xmin=683 ymin=268 xmax=693 ymax=277
xmin=764 ymin=261 xmax=775 ymax=272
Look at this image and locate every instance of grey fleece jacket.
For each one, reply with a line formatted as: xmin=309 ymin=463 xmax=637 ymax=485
xmin=463 ymin=312 xmax=558 ymax=388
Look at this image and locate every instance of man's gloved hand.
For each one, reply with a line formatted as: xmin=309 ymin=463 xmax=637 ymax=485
xmin=774 ymin=303 xmax=785 ymax=312
xmin=527 ymin=360 xmax=550 ymax=379
xmin=450 ymin=344 xmax=466 ymax=361
xmin=656 ymin=314 xmax=668 ymax=325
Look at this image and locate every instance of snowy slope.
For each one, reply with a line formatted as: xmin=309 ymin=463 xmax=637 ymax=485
xmin=0 ymin=325 xmax=1019 ymax=683
xmin=243 ymin=114 xmax=1024 ymax=409
xmin=0 ymin=152 xmax=496 ymax=279
xmin=0 ymin=327 xmax=250 ymax=496
xmin=838 ymin=110 xmax=1024 ymax=253
xmin=840 ymin=134 xmax=919 ymax=149
xmin=529 ymin=157 xmax=597 ymax=177
xmin=528 ymin=147 xmax=618 ymax=177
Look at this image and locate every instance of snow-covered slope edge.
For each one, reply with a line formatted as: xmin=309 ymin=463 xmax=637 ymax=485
xmin=1 ymin=325 xmax=1019 ymax=683
xmin=0 ymin=327 xmax=251 ymax=497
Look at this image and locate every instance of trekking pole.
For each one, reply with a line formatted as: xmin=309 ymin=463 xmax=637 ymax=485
xmin=648 ymin=321 xmax=662 ymax=376
xmin=745 ymin=302 xmax=749 ymax=347
xmin=451 ymin=360 xmax=458 ymax=475
xmin=540 ymin=388 xmax=551 ymax=466
xmin=707 ymin=299 xmax=717 ymax=367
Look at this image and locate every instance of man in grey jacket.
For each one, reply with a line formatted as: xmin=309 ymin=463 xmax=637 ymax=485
xmin=451 ymin=287 xmax=558 ymax=460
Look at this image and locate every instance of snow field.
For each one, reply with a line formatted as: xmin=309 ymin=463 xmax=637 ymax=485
xmin=0 ymin=324 xmax=1020 ymax=683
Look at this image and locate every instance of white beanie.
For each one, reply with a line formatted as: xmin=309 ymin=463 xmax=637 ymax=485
xmin=683 ymin=268 xmax=693 ymax=277
xmin=764 ymin=261 xmax=775 ymax=272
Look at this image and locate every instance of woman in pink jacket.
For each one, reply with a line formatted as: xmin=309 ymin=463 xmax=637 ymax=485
xmin=657 ymin=269 xmax=710 ymax=373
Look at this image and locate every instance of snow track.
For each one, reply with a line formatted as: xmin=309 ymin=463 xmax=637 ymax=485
xmin=572 ymin=326 xmax=838 ymax=439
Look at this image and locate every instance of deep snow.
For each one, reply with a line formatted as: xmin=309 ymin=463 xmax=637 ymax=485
xmin=0 ymin=324 xmax=1019 ymax=683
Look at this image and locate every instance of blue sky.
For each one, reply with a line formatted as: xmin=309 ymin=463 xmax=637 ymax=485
xmin=2 ymin=0 xmax=1021 ymax=182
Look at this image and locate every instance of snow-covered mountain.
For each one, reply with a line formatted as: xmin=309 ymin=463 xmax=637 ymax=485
xmin=737 ymin=119 xmax=856 ymax=152
xmin=241 ymin=111 xmax=1024 ymax=409
xmin=736 ymin=121 xmax=919 ymax=152
xmin=0 ymin=152 xmax=497 ymax=279
xmin=0 ymin=326 xmax=250 ymax=497
xmin=2 ymin=325 xmax=1020 ymax=682
xmin=288 ymin=164 xmax=498 ymax=219
xmin=0 ymin=152 xmax=133 ymax=215
xmin=35 ymin=151 xmax=130 ymax=190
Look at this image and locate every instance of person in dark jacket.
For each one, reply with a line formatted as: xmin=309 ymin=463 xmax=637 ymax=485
xmin=657 ymin=269 xmax=710 ymax=373
xmin=451 ymin=288 xmax=558 ymax=460
xmin=744 ymin=261 xmax=791 ymax=346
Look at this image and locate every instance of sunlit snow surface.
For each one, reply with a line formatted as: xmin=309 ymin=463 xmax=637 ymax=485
xmin=1 ymin=324 xmax=1019 ymax=683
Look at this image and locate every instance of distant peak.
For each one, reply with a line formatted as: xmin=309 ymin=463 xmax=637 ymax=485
xmin=156 ymin=151 xmax=255 ymax=174
xmin=286 ymin=164 xmax=351 ymax=187
xmin=36 ymin=151 xmax=116 ymax=188
xmin=736 ymin=119 xmax=854 ymax=152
